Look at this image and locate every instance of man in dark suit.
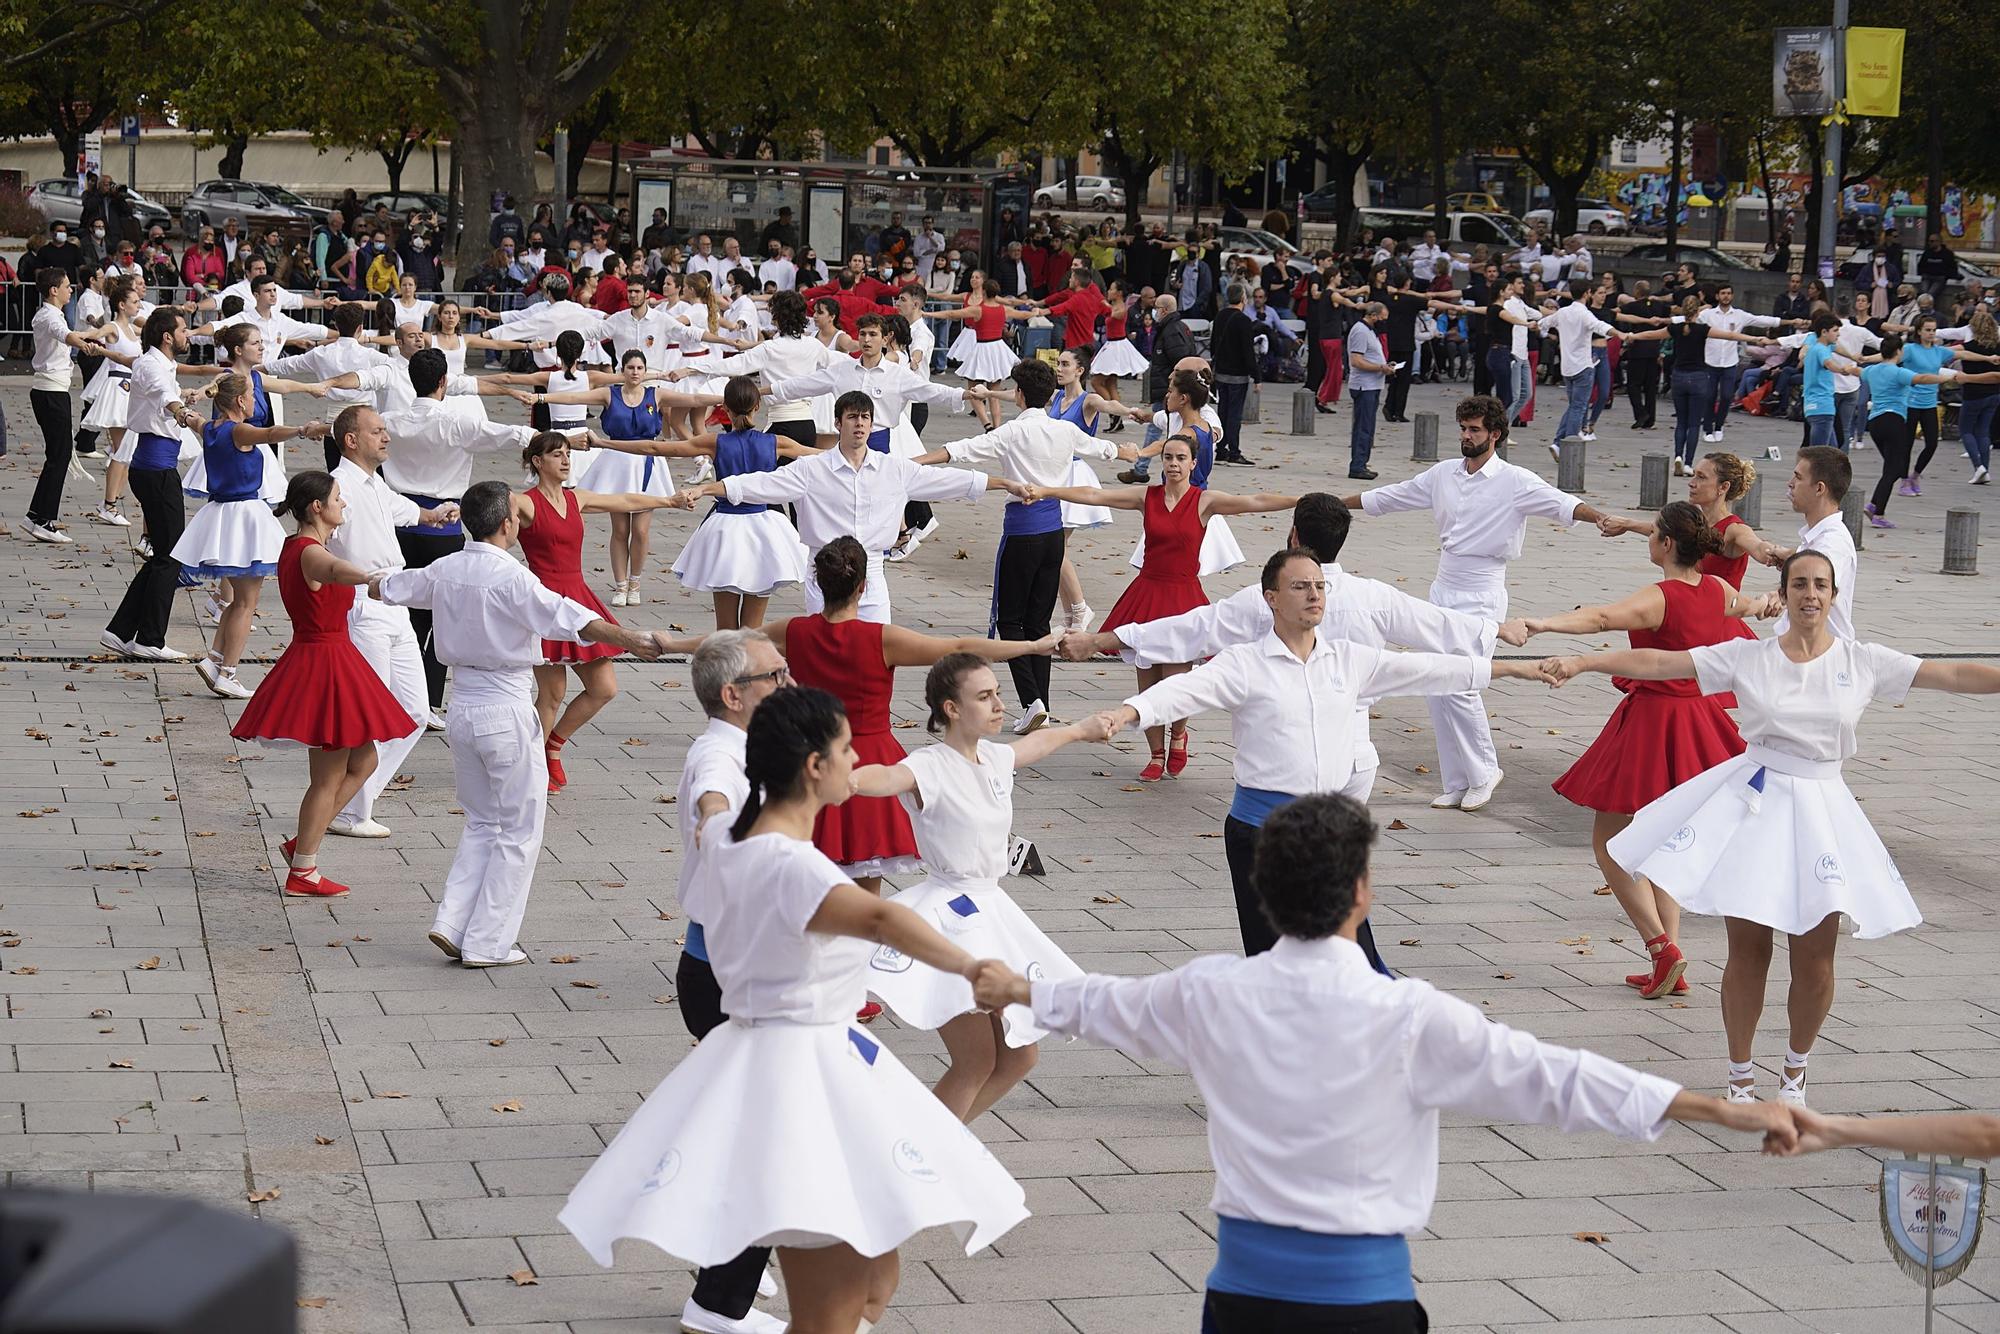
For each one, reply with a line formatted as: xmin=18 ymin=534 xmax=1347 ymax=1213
xmin=995 ymin=241 xmax=1033 ymax=299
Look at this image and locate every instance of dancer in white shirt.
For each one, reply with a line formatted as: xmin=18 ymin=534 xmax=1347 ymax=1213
xmin=371 ymin=482 xmax=671 ymax=966
xmin=1343 ymin=394 xmax=1628 ymax=811
xmin=1762 ymin=446 xmax=1859 ymax=638
xmin=706 ymin=290 xmax=837 ymax=454
xmin=971 ymin=792 xmax=1792 ymax=1333
xmin=858 ymin=654 xmax=1108 ymax=1120
xmin=561 ymin=687 xmax=1026 ymax=1334
xmin=1550 ymin=549 xmax=2000 ymax=1107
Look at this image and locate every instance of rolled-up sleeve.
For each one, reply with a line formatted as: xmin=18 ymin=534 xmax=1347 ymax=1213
xmin=904 ymin=462 xmax=989 ymax=504
xmin=1032 ymin=969 xmax=1195 ymax=1067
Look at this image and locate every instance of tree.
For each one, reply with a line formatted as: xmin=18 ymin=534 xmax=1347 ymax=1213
xmin=613 ymin=3 xmax=824 ymax=163
xmin=1628 ymin=0 xmax=1766 ymax=262
xmin=1285 ymin=0 xmax=1404 ymax=247
xmin=295 ymin=0 xmax=646 ymax=278
xmin=0 ymin=5 xmax=148 ymax=181
xmin=1489 ymin=0 xmax=1643 ymax=238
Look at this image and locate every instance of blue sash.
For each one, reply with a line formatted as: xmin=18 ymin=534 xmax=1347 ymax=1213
xmin=399 ymin=492 xmax=462 ymax=537
xmin=1208 ymin=1217 xmax=1413 ymax=1306
xmin=867 ymin=426 xmax=892 ymax=454
xmin=1227 ymin=785 xmax=1292 ymax=828
xmin=132 ymin=431 xmax=180 ymax=471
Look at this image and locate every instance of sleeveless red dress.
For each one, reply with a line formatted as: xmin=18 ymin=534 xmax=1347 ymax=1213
xmin=1551 ymin=577 xmax=1746 ymax=814
xmin=974 ymin=302 xmax=1007 ymax=341
xmin=517 ymin=487 xmax=621 ymax=664
xmin=1103 ymin=306 xmax=1128 ymax=340
xmin=1699 ymin=513 xmax=1757 ymax=642
xmin=1098 ymin=486 xmax=1209 ymax=633
xmin=785 ymin=615 xmax=919 ymax=869
xmin=231 ymin=535 xmax=416 ymax=750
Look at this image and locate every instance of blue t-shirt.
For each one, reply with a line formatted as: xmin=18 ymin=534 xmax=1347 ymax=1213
xmin=1801 ymin=339 xmax=1838 ymax=417
xmin=1900 ymin=343 xmax=1955 ymax=409
xmin=1862 ymin=362 xmax=1919 ymax=420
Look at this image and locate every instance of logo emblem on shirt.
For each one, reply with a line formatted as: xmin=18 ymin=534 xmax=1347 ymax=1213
xmin=870 ymin=944 xmax=914 ymax=974
xmin=1024 ymin=960 xmax=1047 ymax=982
xmin=1663 ymin=825 xmax=1697 ymax=853
xmin=936 ymin=895 xmax=981 ymax=935
xmin=1835 ymin=670 xmax=1852 ymax=687
xmin=1815 ymin=854 xmax=1844 ymax=884
xmin=892 ymin=1138 xmax=940 ymax=1183
xmin=637 ymin=1148 xmax=681 ymax=1194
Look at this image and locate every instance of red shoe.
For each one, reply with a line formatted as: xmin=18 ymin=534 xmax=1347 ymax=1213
xmin=1138 ymin=750 xmax=1167 ymax=782
xmin=1639 ymin=941 xmax=1688 ymax=999
xmin=281 ymin=835 xmax=297 ymax=861
xmin=284 ymin=870 xmax=350 ymax=897
xmin=1166 ymin=728 xmax=1191 ymax=777
xmin=855 ymin=1001 xmax=883 ymax=1023
xmin=546 ymin=736 xmax=568 ymax=793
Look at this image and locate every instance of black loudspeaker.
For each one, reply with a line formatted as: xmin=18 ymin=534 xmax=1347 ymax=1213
xmin=0 ymin=1189 xmax=297 ymax=1333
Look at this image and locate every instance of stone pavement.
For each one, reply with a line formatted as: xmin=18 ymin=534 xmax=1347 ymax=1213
xmin=2 ymin=368 xmax=1998 ymax=1333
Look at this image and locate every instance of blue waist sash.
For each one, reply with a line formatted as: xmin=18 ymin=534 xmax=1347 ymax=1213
xmin=1002 ymin=496 xmax=1062 ymax=536
xmin=867 ymin=426 xmax=892 ymax=454
xmin=398 ymin=492 xmax=462 ymax=537
xmin=1207 ymin=1217 xmax=1413 ymax=1305
xmin=683 ymin=921 xmax=708 ymax=961
xmin=1228 ymin=785 xmax=1293 ymax=828
xmin=132 ymin=431 xmax=181 ymax=471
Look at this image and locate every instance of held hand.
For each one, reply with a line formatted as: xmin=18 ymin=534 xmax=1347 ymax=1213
xmin=1496 ymin=618 xmax=1533 ymax=647
xmin=671 ymin=487 xmax=707 ymax=510
xmin=1071 ymin=711 xmax=1117 ymax=742
xmin=508 ymin=388 xmax=536 ymax=407
xmin=628 ymin=631 xmax=664 ymax=662
xmin=1115 ymin=442 xmax=1139 ymax=462
xmin=1055 ymin=631 xmax=1093 ymax=662
xmin=1017 ymin=484 xmax=1047 ymax=504
xmin=1759 ymin=591 xmax=1784 ymax=619
xmin=305 ymin=382 xmax=331 ymax=398
xmin=300 ymin=420 xmax=330 ymax=440
xmin=1595 ymin=514 xmax=1627 ymax=537
xmin=968 ymin=959 xmax=1028 ymax=1012
xmin=1729 ymin=1099 xmax=1799 ymax=1154
xmin=1771 ymin=1105 xmax=1840 ymax=1156
xmin=1542 ymin=655 xmax=1580 ymax=686
xmin=1093 ymin=707 xmax=1133 ymax=736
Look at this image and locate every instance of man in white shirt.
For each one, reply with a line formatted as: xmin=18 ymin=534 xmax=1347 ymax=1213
xmin=269 ymin=302 xmax=400 ymax=405
xmin=26 ymin=270 xmax=101 ymax=541
xmin=475 ymin=272 xmax=613 ymax=371
xmin=971 ymin=793 xmax=1792 ymax=1329
xmin=214 ymin=274 xmax=332 ymax=366
xmin=1698 ymin=282 xmax=1785 ymax=444
xmin=765 ymin=312 xmax=970 ymax=452
xmin=373 ymin=482 xmax=668 ymax=967
xmin=579 ymin=229 xmax=613 ymax=275
xmin=101 ymin=307 xmax=203 ymax=657
xmin=1407 ymin=229 xmax=1444 ymax=287
xmin=324 ymin=404 xmax=458 ymax=839
xmin=1831 ymin=303 xmax=1882 ymax=448
xmin=684 ymin=233 xmax=727 ymax=286
xmin=759 ymin=243 xmax=797 ymax=293
xmin=209 ymin=254 xmax=326 ymax=314
xmin=1563 ymin=235 xmax=1593 ymax=282
xmin=362 ymin=326 xmax=512 ymax=418
xmin=910 ymin=215 xmax=947 ymax=276
xmin=912 ymin=358 xmax=1134 ymax=725
xmin=675 ymin=391 xmax=1017 ymax=622
xmin=1344 ymin=394 xmax=1627 ymax=811
xmin=1768 ymin=446 xmax=1859 ymax=639
xmin=1344 ymin=303 xmax=1392 ymax=480
xmin=584 ymin=280 xmax=705 ymax=373
xmin=1539 ymin=280 xmax=1616 ymax=449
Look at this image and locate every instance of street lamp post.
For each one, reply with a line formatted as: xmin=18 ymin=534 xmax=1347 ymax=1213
xmin=1815 ymin=0 xmax=1850 ymax=279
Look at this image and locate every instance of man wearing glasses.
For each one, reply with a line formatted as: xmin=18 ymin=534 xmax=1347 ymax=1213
xmin=671 ymin=628 xmax=792 ymax=1334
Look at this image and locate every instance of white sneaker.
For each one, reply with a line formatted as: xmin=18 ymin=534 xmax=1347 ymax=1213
xmin=1671 ymin=457 xmax=1685 ymax=477
xmin=1972 ymin=466 xmax=1990 ymax=485
xmin=1547 ymin=441 xmax=1560 ymax=460
xmin=1579 ymin=431 xmax=1598 ymax=443
xmin=89 ymin=506 xmax=130 ymax=527
xmin=1765 ymin=445 xmax=1782 ymax=462
xmin=756 ymin=1268 xmax=777 ymax=1300
xmin=136 ymin=535 xmax=153 ymax=557
xmin=1429 ymin=789 xmax=1465 ymax=810
xmin=128 ymin=642 xmax=190 ymax=662
xmin=907 ymin=516 xmax=940 ymax=546
xmin=1013 ymin=700 xmax=1049 ymax=735
xmin=1460 ymin=768 xmax=1505 ymax=812
xmin=626 ymin=580 xmax=643 ymax=605
xmin=329 ymin=816 xmax=393 ymax=839
xmin=1065 ymin=601 xmax=1094 ymax=634
xmin=196 ymin=658 xmax=253 ymax=699
xmin=1705 ymin=430 xmax=1724 ymax=443
xmin=679 ymin=1298 xmax=786 ymax=1333
xmin=609 ymin=584 xmax=629 ymax=608
xmin=460 ymin=947 xmax=530 ymax=968
xmin=689 ymin=456 xmax=716 ymax=484
xmin=24 ymin=519 xmax=73 ymax=544
xmin=425 ymin=710 xmax=448 ymax=732
xmin=98 ymin=628 xmax=135 ymax=656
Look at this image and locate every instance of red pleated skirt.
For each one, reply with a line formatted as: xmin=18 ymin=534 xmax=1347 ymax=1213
xmin=231 ymin=640 xmax=416 ymax=750
xmin=811 ymin=728 xmax=917 ymax=866
xmin=1098 ymin=572 xmax=1208 ymax=637
xmin=541 ymin=575 xmax=622 ymax=664
xmin=1552 ymin=690 xmax=1745 ymax=815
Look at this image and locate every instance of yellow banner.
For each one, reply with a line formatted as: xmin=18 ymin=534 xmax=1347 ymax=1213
xmin=1846 ymin=27 xmax=1905 ymax=118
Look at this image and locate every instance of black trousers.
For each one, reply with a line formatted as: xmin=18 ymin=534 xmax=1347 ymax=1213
xmin=1383 ymin=358 xmax=1413 ymax=419
xmin=28 ymin=388 xmax=73 ymax=528
xmin=1216 ymin=379 xmax=1251 ymax=459
xmin=105 ymin=467 xmax=184 ymax=648
xmin=74 ymin=354 xmax=103 ymax=452
xmin=903 ymin=403 xmax=933 ymax=530
xmin=1908 ymin=404 xmax=1941 ymax=477
xmin=1868 ymin=413 xmax=1912 ymax=512
xmin=1204 ymin=1290 xmax=1427 ymax=1334
xmin=1470 ymin=334 xmax=1492 ymax=396
xmin=674 ymin=952 xmax=772 ymax=1318
xmin=994 ymin=527 xmax=1063 ymax=707
xmin=1624 ymin=354 xmax=1659 ymax=427
xmin=1223 ymin=815 xmax=1386 ymax=969
xmin=395 ymin=529 xmax=465 ymax=709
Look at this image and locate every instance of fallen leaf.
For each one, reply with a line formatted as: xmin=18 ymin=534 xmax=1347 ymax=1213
xmin=1119 ymin=784 xmax=1144 ymax=792
xmin=621 ymin=737 xmax=648 ymax=746
xmin=89 ymin=1008 xmax=111 ymax=1018
xmin=1546 ymin=728 xmax=1562 ymax=735
xmin=10 ymin=966 xmax=37 ymax=975
xmin=1413 ymin=764 xmax=1430 ymax=774
xmin=1593 ymin=885 xmax=1613 ymax=896
xmin=1387 ymin=819 xmax=1409 ymax=831
xmin=296 ymin=1297 xmax=328 ymax=1309
xmin=492 ymin=1099 xmax=523 ymax=1113
xmin=179 ymin=1024 xmax=198 ymax=1031
xmin=1399 ymin=938 xmax=1422 ymax=947
xmin=654 ymin=793 xmax=678 ymax=804
xmin=98 ymin=903 xmax=116 ymax=911
xmin=1560 ymin=937 xmax=1590 ymax=946
xmin=1574 ymin=1231 xmax=1610 ymax=1245
xmin=507 ymin=1270 xmax=539 ymax=1286
xmin=569 ymin=979 xmax=601 ymax=989
xmin=951 ymin=548 xmax=969 ymax=559
xmin=1573 ymin=948 xmax=1594 ymax=956
xmin=600 ymin=882 xmax=625 ymax=889
xmin=376 ymin=1091 xmax=408 ymax=1100
xmin=135 ymin=956 xmax=161 ymax=970
xmin=488 ymin=1038 xmax=507 ymax=1047
xmin=1609 ymin=936 xmax=1626 ymax=944
xmin=1494 ymin=972 xmax=1515 ymax=980
xmin=654 ymin=994 xmax=677 ymax=1005
xmin=189 ymin=1094 xmax=209 ymax=1102
xmin=384 ymin=773 xmax=416 ymax=791
xmin=1091 ymin=894 xmax=1122 ymax=905
xmin=1195 ymin=831 xmax=1222 ymax=838
xmin=656 ymin=909 xmax=677 ymax=920
xmin=108 ymin=1059 xmax=134 ymax=1068
xmin=247 ymin=1187 xmax=281 ymax=1203
xmin=314 ymin=1135 xmax=335 ymax=1145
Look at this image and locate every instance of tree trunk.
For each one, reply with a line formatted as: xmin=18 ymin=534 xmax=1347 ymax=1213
xmin=1800 ymin=117 xmax=1824 ymax=277
xmin=451 ymin=104 xmax=542 ymax=281
xmin=1064 ymin=157 xmax=1078 ymax=209
xmin=1755 ymin=130 xmax=1777 ymax=248
xmin=1662 ymin=106 xmax=1684 ymax=262
xmin=217 ymin=132 xmax=250 ymax=181
xmin=379 ymin=139 xmax=414 ymax=195
xmin=1925 ymin=95 xmax=1944 ymax=239
xmin=1099 ymin=134 xmax=1157 ymax=231
xmin=1318 ymin=133 xmax=1371 ymax=254
xmin=1428 ymin=88 xmax=1448 ymax=230
xmin=445 ymin=149 xmax=461 ymax=282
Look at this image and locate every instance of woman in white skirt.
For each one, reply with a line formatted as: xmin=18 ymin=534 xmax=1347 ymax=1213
xmin=925 ymin=278 xmax=1035 ymax=430
xmin=78 ymin=275 xmax=148 ymax=528
xmin=858 ymin=654 xmax=1109 ymax=1121
xmin=1036 ymin=345 xmax=1149 ymax=631
xmin=559 ymin=687 xmax=1026 ymax=1332
xmin=1089 ymin=279 xmax=1152 ymax=410
xmin=172 ymin=373 xmax=330 ymax=700
xmin=1549 ymin=549 xmax=2000 ymax=1106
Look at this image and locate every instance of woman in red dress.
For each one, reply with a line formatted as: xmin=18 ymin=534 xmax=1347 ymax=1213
xmin=764 ymin=536 xmax=1059 ymax=893
xmin=1601 ymin=452 xmax=1779 ymax=615
xmin=231 ymin=471 xmax=415 ymax=899
xmin=925 ymin=278 xmax=1038 ymax=429
xmin=513 ymin=431 xmax=685 ymax=794
xmin=1029 ymin=432 xmax=1297 ymax=780
xmin=1505 ymin=502 xmax=1771 ymax=997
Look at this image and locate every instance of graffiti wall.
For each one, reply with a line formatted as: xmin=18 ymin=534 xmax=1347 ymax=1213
xmin=1589 ymin=168 xmax=1995 ymax=245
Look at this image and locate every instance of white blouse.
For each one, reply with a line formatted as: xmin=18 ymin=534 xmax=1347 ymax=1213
xmin=1689 ymin=636 xmax=1919 ymax=764
xmin=898 ymin=741 xmax=1015 ymax=886
xmin=691 ymin=833 xmax=869 ymax=1023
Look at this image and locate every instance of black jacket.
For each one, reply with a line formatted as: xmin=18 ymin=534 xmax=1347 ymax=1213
xmin=1210 ymin=306 xmax=1257 ymax=377
xmin=1147 ymin=312 xmax=1197 ymax=402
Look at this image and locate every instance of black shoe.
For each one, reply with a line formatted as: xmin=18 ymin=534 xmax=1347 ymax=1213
xmin=1117 ymin=468 xmax=1146 ymax=484
xmin=1219 ymin=453 xmax=1254 ymax=466
xmin=1349 ymin=468 xmax=1378 ymax=480
xmin=1314 ymin=403 xmax=1337 ymax=415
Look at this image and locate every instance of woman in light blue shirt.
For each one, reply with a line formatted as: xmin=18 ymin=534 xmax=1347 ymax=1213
xmin=1899 ymin=314 xmax=2000 ymax=495
xmin=1860 ymin=334 xmax=2000 ymax=527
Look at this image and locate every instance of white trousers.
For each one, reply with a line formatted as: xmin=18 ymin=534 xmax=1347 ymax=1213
xmin=1424 ymin=578 xmax=1504 ymax=794
xmin=437 ymin=698 xmax=547 ymax=962
xmin=340 ymin=601 xmax=427 ymax=824
xmin=802 ymin=550 xmax=891 ymax=624
xmin=1342 ymin=764 xmax=1379 ymax=802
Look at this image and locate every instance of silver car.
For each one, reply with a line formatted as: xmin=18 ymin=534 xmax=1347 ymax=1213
xmin=179 ymin=179 xmax=328 ymax=241
xmin=26 ymin=178 xmax=173 ymax=232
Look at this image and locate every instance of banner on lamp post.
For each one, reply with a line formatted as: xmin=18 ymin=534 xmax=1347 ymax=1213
xmin=1774 ymin=27 xmax=1837 ymax=117
xmin=1845 ymin=27 xmax=1905 ymax=118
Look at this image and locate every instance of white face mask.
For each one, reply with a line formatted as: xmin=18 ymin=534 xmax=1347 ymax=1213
xmin=411 ymin=239 xmax=426 ymax=252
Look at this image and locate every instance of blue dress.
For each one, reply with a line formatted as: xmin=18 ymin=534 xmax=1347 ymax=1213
xmin=671 ymin=427 xmax=806 ymax=596
xmin=171 ymin=420 xmax=287 ymax=578
xmin=579 ymin=386 xmax=673 ymax=495
xmin=1049 ymin=386 xmax=1113 ymax=530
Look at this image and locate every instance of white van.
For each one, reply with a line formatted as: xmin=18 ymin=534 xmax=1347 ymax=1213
xmin=1354 ymin=208 xmax=1526 ymax=253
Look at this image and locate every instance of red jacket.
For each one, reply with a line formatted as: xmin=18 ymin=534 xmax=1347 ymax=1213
xmin=1044 ymin=284 xmax=1108 ymax=349
xmin=592 ymin=274 xmax=628 ymax=314
xmin=799 ymin=281 xmax=889 ymax=336
xmin=181 ymin=243 xmax=225 ymax=289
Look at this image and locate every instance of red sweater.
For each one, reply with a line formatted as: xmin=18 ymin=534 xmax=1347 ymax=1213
xmin=1044 ymin=285 xmax=1108 ymax=349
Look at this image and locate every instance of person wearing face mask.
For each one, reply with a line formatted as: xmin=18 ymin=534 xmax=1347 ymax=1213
xmin=398 ymin=228 xmax=442 ymax=292
xmin=81 ymin=217 xmax=113 ymax=268
xmin=38 ymin=225 xmax=83 ymax=281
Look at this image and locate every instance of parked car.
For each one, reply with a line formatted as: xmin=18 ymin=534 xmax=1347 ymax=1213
xmin=179 ymin=180 xmax=328 ymax=240
xmin=363 ymin=191 xmax=450 ymax=219
xmin=1352 ymin=207 xmax=1525 ymax=253
xmin=26 ymin=178 xmax=173 ymax=232
xmin=1216 ymin=225 xmax=1312 ymax=279
xmin=1619 ymin=243 xmax=1759 ymax=272
xmin=1298 ymin=181 xmax=1351 ymax=222
xmin=1446 ymin=190 xmax=1507 ymax=214
xmin=1032 ymin=176 xmax=1125 ymax=209
xmin=1522 ymin=197 xmax=1631 ymax=236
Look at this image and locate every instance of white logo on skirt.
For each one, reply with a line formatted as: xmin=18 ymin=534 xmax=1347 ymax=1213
xmin=1663 ymin=826 xmax=1696 ymax=853
xmin=1815 ymin=854 xmax=1844 ymax=884
xmin=1025 ymin=961 xmax=1046 ymax=982
xmin=892 ymin=1139 xmax=940 ymax=1183
xmin=871 ymin=943 xmax=915 ymax=973
xmin=638 ymin=1148 xmax=682 ymax=1194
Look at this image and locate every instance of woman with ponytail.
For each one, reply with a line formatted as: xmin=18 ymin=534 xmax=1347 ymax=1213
xmin=1600 ymin=450 xmax=1780 ymax=597
xmin=561 ymin=686 xmax=1026 ymax=1332
xmin=1504 ymin=500 xmax=1771 ymax=999
xmin=229 ymin=471 xmax=416 ymax=898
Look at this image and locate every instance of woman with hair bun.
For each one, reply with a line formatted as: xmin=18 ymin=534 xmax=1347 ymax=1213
xmin=560 ymin=685 xmax=1026 ymax=1332
xmin=1505 ymin=501 xmax=1771 ymax=1000
xmin=1603 ymin=451 xmax=1783 ymax=607
xmin=229 ymin=471 xmax=415 ymax=898
xmin=854 ymin=654 xmax=1109 ymax=1121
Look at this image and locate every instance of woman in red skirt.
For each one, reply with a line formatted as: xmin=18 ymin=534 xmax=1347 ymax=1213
xmin=1504 ymin=502 xmax=1771 ymax=997
xmin=513 ymin=431 xmax=686 ymax=794
xmin=1600 ymin=451 xmax=1780 ymax=609
xmin=1030 ymin=432 xmax=1297 ymax=779
xmin=765 ymin=536 xmax=1058 ymax=892
xmin=231 ymin=471 xmax=416 ymax=898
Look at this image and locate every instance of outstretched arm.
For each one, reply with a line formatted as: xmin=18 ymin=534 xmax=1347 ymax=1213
xmin=1911 ymin=660 xmax=2000 ymax=694
xmin=1200 ymin=490 xmax=1298 ymax=519
xmin=1549 ymin=648 xmax=1698 ymax=683
xmin=879 ymin=624 xmax=1060 ymax=668
xmin=1513 ymin=585 xmax=1668 ymax=639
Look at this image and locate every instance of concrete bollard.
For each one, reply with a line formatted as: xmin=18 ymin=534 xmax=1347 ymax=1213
xmin=1556 ymin=439 xmax=1587 ymax=493
xmin=1244 ymin=383 xmax=1262 ymax=424
xmin=1639 ymin=454 xmax=1669 ymax=510
xmin=1729 ymin=475 xmax=1764 ymax=529
xmin=1840 ymin=489 xmax=1865 ymax=551
xmin=1412 ymin=412 xmax=1439 ymax=461
xmin=1291 ymin=388 xmax=1317 ymax=436
xmin=1944 ymin=508 xmax=1980 ymax=575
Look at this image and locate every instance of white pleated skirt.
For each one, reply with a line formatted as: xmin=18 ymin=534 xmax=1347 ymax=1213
xmin=559 ymin=1017 xmax=1028 ymax=1268
xmin=1129 ymin=512 xmax=1245 ymax=576
xmin=1609 ymin=747 xmax=1920 ymax=940
xmin=82 ymin=382 xmax=130 ymax=431
xmin=946 ymin=327 xmax=979 ymax=365
xmin=1093 ymin=338 xmax=1151 ymax=377
xmin=672 ymin=509 xmax=808 ymax=596
xmin=574 ymin=447 xmax=674 ymax=497
xmin=1061 ymin=457 xmax=1113 ymax=529
xmin=957 ymin=340 xmax=1018 ymax=382
xmin=868 ymin=880 xmax=1082 ymax=1046
xmin=170 ymin=498 xmax=284 ymax=578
